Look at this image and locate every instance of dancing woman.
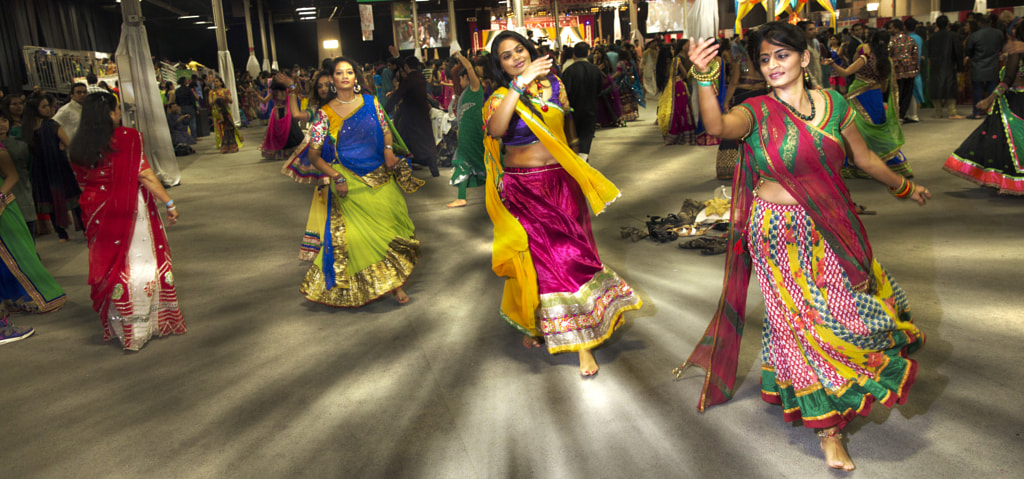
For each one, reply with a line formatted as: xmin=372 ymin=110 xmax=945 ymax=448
xmin=658 ymin=40 xmax=698 ymax=145
xmin=615 ymin=47 xmax=645 ymax=121
xmin=69 ymin=93 xmax=185 ymax=351
xmin=22 ymin=94 xmax=83 ymax=240
xmin=259 ymin=81 xmax=304 ymax=160
xmin=825 ymin=31 xmax=913 ymax=178
xmin=676 ymin=23 xmax=929 ymax=471
xmin=944 ymin=23 xmax=1024 ymax=195
xmin=208 ymin=77 xmax=243 ymax=154
xmin=592 ymin=51 xmax=624 ymax=128
xmin=483 ymin=31 xmax=641 ymax=376
xmin=293 ymin=57 xmax=423 ymax=307
xmin=446 ymin=51 xmax=487 ymax=209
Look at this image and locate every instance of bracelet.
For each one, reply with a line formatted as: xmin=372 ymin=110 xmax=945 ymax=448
xmin=165 ymin=199 xmax=174 ymax=208
xmin=890 ymin=177 xmax=915 ymax=198
xmin=509 ymin=80 xmax=525 ymax=96
xmin=689 ymin=59 xmax=721 ymax=83
xmin=333 ymin=175 xmax=346 ymax=184
xmin=384 ymin=145 xmax=393 ymax=150
xmin=167 ymin=205 xmax=177 ymax=210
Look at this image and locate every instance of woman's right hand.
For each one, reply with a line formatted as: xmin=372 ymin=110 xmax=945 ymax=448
xmin=518 ymin=56 xmax=553 ymax=85
xmin=166 ymin=207 xmax=179 ymax=224
xmin=687 ymin=37 xmax=720 ymax=73
xmin=273 ymin=72 xmax=292 ymax=87
xmin=334 ymin=180 xmax=349 ymax=198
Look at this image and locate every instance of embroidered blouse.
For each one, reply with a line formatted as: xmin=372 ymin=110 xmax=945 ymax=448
xmin=484 ymin=74 xmax=570 ymax=147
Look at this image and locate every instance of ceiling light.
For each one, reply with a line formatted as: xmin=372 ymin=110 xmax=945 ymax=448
xmin=194 ymin=21 xmax=210 ymax=24
xmin=866 ymin=2 xmax=879 ymax=11
xmin=323 ymin=40 xmax=339 ymax=49
xmin=178 ymin=15 xmax=199 ymax=19
xmin=207 ymin=26 xmax=217 ymax=29
xmin=296 ymin=7 xmax=316 ymax=11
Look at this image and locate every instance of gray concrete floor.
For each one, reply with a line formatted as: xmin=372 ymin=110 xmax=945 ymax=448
xmin=3 ymin=102 xmax=1023 ymax=478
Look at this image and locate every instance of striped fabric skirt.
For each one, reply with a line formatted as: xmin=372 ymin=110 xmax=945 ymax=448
xmin=747 ymin=197 xmax=923 ymax=428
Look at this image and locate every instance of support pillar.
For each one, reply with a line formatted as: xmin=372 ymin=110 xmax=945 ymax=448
xmin=412 ymin=1 xmax=422 ymax=61
xmin=513 ymin=0 xmax=525 ymax=30
xmin=243 ymin=0 xmax=260 ymax=79
xmin=553 ymin=0 xmax=562 ymax=49
xmin=212 ymin=0 xmax=241 ymax=125
xmin=628 ymin=0 xmax=638 ymax=44
xmin=257 ymin=0 xmax=270 ymax=71
xmin=268 ymin=14 xmax=279 ymax=71
xmin=447 ymin=0 xmax=457 ymax=50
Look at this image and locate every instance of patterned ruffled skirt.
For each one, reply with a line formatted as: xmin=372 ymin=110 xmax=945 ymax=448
xmin=748 ymin=197 xmax=923 ymax=428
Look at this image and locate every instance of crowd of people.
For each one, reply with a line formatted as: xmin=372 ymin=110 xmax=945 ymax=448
xmin=3 ymin=8 xmax=1024 ymax=473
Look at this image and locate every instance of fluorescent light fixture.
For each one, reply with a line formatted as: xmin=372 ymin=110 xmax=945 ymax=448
xmin=866 ymin=2 xmax=879 ymax=11
xmin=323 ymin=40 xmax=339 ymax=49
xmin=207 ymin=26 xmax=217 ymax=29
xmin=194 ymin=21 xmax=210 ymax=24
xmin=296 ymin=7 xmax=316 ymax=11
xmin=178 ymin=15 xmax=199 ymax=19
xmin=300 ymin=15 xmax=316 ymax=19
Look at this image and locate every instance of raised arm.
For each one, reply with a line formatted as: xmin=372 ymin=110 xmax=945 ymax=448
xmin=486 ymin=56 xmax=552 ymax=138
xmin=274 ymin=72 xmax=310 ymax=122
xmin=688 ymin=38 xmax=751 ymax=140
xmin=453 ymin=51 xmax=481 ymax=92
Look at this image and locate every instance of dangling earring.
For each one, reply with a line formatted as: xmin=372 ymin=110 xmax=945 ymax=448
xmin=354 ymin=83 xmax=362 ymax=93
xmin=803 ymin=68 xmax=811 ymax=85
xmin=329 ymin=84 xmax=337 ymax=94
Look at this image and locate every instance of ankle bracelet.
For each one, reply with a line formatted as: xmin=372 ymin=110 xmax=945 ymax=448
xmin=817 ymin=429 xmax=843 ymax=439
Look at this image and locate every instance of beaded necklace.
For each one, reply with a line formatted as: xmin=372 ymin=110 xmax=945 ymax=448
xmin=773 ymin=88 xmax=815 ymax=121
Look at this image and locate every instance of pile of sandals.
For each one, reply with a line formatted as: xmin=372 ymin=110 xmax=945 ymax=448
xmin=619 ymin=196 xmax=731 ymax=256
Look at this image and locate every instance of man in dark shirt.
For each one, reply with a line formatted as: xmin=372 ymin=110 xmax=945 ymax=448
xmin=174 ymin=76 xmax=198 ymax=141
xmin=965 ymin=15 xmax=1006 ymax=118
xmin=561 ymin=42 xmax=604 ymax=162
xmin=385 ymin=56 xmax=438 ymax=177
xmin=927 ymin=15 xmax=964 ymax=119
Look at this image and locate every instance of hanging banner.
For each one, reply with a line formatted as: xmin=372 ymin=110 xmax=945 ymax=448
xmin=360 ymin=4 xmax=374 ymax=41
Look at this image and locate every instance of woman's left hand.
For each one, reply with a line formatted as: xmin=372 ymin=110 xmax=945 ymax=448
xmin=910 ymin=183 xmax=931 ymax=206
xmin=384 ymin=149 xmax=399 ymax=170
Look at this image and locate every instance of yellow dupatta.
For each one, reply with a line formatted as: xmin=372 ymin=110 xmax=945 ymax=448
xmin=483 ymin=87 xmax=621 ymax=336
xmin=657 ymin=57 xmax=685 ymax=136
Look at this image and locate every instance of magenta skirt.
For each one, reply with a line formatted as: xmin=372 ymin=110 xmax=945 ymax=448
xmin=501 ymin=165 xmax=641 ymax=353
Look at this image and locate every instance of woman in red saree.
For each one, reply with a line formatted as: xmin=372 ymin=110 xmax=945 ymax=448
xmin=69 ymin=93 xmax=185 ymax=351
xmin=676 ymin=23 xmax=930 ymax=471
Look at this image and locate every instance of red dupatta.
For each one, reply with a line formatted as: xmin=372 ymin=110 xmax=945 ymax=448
xmin=77 ymin=127 xmax=169 ymax=316
xmin=677 ymin=95 xmax=875 ymax=411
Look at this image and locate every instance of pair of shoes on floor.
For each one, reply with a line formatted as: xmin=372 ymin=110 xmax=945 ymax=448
xmin=620 ymin=226 xmax=649 ymax=242
xmin=678 ymin=199 xmax=703 ymax=225
xmin=678 ymin=235 xmax=729 ymax=255
xmin=645 ymin=216 xmax=680 ymax=243
xmin=0 ymin=317 xmax=34 ymax=345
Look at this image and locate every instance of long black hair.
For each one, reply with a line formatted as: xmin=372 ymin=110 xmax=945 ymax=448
xmin=307 ymin=69 xmax=334 ymax=110
xmin=487 ymin=30 xmax=547 ymax=131
xmin=868 ymin=30 xmax=892 ymax=83
xmin=488 ymin=30 xmax=540 ymax=84
xmin=69 ymin=92 xmax=118 ymax=166
xmin=744 ymin=21 xmax=813 ymax=88
xmin=328 ymin=56 xmax=368 ymax=95
xmin=20 ymin=93 xmax=56 ymax=141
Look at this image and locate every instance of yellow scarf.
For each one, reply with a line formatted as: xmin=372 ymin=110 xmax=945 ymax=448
xmin=483 ymin=88 xmax=621 ymax=336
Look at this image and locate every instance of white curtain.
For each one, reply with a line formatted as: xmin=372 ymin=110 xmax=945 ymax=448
xmin=686 ymin=0 xmax=719 ymax=41
xmin=217 ymin=50 xmax=242 ymax=126
xmin=115 ymin=0 xmax=180 ymax=186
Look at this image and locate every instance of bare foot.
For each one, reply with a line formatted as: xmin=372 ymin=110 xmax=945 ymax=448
xmin=392 ymin=287 xmax=410 ymax=305
xmin=522 ymin=335 xmax=542 ymax=348
xmin=446 ymin=199 xmax=467 ymax=208
xmin=578 ymin=349 xmax=599 ymax=376
xmin=819 ymin=428 xmax=855 ymax=471
xmin=949 ymin=114 xmax=966 ymax=119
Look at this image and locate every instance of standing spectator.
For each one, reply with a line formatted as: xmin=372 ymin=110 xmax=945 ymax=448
xmin=561 ymin=42 xmax=604 ymax=162
xmin=798 ymin=21 xmax=823 ymax=87
xmin=964 ymin=15 xmax=1006 ymax=118
xmin=174 ymin=77 xmax=198 ymax=141
xmin=385 ymin=56 xmax=439 ymax=177
xmin=52 ymin=83 xmax=87 ymax=142
xmin=85 ymin=73 xmax=104 ymax=94
xmin=886 ymin=20 xmax=919 ymax=121
xmin=905 ymin=18 xmax=925 ymax=122
xmin=927 ymin=15 xmax=964 ymax=119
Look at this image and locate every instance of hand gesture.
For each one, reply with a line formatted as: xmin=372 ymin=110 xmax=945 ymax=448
xmin=687 ymin=37 xmax=719 ymax=73
xmin=975 ymin=97 xmax=994 ymax=113
xmin=910 ymin=183 xmax=931 ymax=206
xmin=519 ymin=56 xmax=553 ymax=85
xmin=821 ymin=58 xmax=834 ymax=66
xmin=335 ymin=180 xmax=349 ymax=198
xmin=273 ymin=72 xmax=292 ymax=87
xmin=166 ymin=206 xmax=180 ymax=224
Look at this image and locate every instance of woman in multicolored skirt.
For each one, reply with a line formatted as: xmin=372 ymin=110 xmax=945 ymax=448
xmin=944 ymin=23 xmax=1024 ymax=195
xmin=484 ymin=31 xmax=641 ymax=377
xmin=677 ymin=23 xmax=929 ymax=471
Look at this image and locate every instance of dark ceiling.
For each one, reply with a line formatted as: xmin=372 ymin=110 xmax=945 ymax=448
xmin=86 ymin=0 xmax=504 ymax=29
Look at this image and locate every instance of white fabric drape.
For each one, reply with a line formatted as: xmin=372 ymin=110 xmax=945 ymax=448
xmin=686 ymin=0 xmax=719 ymax=41
xmin=217 ymin=50 xmax=242 ymax=126
xmin=115 ymin=0 xmax=180 ymax=186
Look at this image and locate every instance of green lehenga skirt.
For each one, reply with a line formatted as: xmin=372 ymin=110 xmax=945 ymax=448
xmin=845 ymin=79 xmax=914 ymax=178
xmin=0 ymin=194 xmax=65 ymax=314
xmin=300 ymin=164 xmax=420 ymax=307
